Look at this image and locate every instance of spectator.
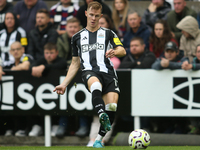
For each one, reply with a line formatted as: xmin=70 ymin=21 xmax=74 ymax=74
xmin=152 ymin=41 xmax=189 ymax=133
xmin=99 ymin=14 xmax=116 ymax=32
xmin=176 ymin=16 xmax=200 ymax=63
xmin=149 ymin=19 xmax=178 ymax=58
xmin=0 ymin=12 xmax=27 ymax=68
xmin=4 ymin=41 xmax=33 ymax=70
xmin=166 ymin=0 xmax=197 ymax=43
xmin=76 ymin=0 xmax=112 ymax=28
xmin=119 ymin=37 xmax=156 ymax=132
xmin=57 ymin=17 xmax=81 ymax=67
xmin=28 ymin=43 xmax=66 ymax=136
xmin=112 ymin=0 xmax=129 ymax=41
xmin=182 ymin=44 xmax=200 ymax=71
xmin=181 ymin=45 xmax=200 ymax=135
xmin=152 ymin=41 xmax=188 ymax=70
xmin=142 ymin=0 xmax=171 ymax=30
xmin=123 ymin=11 xmax=151 ymax=53
xmin=119 ymin=37 xmax=156 ymax=69
xmin=28 ymin=9 xmax=58 ymax=60
xmin=31 ymin=43 xmax=67 ymax=78
xmin=3 ymin=41 xmax=33 ymax=136
xmin=14 ymin=0 xmax=48 ymax=34
xmin=3 ymin=41 xmax=33 ymax=137
xmin=0 ymin=0 xmax=13 ymax=28
xmin=50 ymin=0 xmax=78 ymax=35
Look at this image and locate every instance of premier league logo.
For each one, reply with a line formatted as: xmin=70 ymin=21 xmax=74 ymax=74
xmin=173 ymin=77 xmax=200 ymax=109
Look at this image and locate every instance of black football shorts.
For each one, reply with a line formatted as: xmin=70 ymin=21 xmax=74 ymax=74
xmin=81 ymin=70 xmax=120 ymax=95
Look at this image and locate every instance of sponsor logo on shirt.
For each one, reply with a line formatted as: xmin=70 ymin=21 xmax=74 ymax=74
xmin=82 ymin=43 xmax=104 ymax=52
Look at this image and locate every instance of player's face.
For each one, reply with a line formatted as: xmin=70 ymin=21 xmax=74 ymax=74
xmin=164 ymin=50 xmax=177 ymax=61
xmin=154 ymin=23 xmax=164 ymax=38
xmin=130 ymin=40 xmax=145 ymax=55
xmin=127 ymin=13 xmax=141 ymax=29
xmin=85 ymin=7 xmax=102 ymax=29
xmin=99 ymin=17 xmax=109 ymax=28
xmin=65 ymin=22 xmax=81 ymax=38
xmin=152 ymin=0 xmax=164 ymax=8
xmin=5 ymin=13 xmax=15 ymax=29
xmin=36 ymin=13 xmax=50 ymax=27
xmin=114 ymin=0 xmax=125 ymax=12
xmin=196 ymin=46 xmax=200 ymax=61
xmin=10 ymin=43 xmax=24 ymax=59
xmin=174 ymin=0 xmax=186 ymax=14
xmin=44 ymin=49 xmax=58 ymax=64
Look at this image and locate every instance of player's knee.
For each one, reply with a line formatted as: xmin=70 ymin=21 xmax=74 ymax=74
xmin=105 ymin=103 xmax=117 ymax=112
xmin=90 ymin=81 xmax=102 ymax=93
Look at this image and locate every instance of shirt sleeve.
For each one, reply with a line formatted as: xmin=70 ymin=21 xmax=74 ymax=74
xmin=72 ymin=35 xmax=79 ymax=56
xmin=109 ymin=30 xmax=123 ymax=48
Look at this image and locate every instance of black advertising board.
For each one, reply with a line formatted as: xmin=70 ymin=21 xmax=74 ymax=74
xmin=0 ymin=70 xmax=131 ymax=116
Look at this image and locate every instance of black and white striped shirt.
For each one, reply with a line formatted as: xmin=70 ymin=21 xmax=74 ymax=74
xmin=0 ymin=27 xmax=27 ymax=67
xmin=72 ymin=27 xmax=123 ymax=75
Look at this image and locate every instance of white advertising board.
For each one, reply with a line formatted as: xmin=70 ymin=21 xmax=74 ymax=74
xmin=131 ymin=69 xmax=200 ymax=116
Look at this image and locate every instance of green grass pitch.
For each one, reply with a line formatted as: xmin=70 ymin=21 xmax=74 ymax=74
xmin=0 ymin=146 xmax=200 ymax=150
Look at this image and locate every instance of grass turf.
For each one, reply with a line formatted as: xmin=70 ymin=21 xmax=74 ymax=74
xmin=0 ymin=146 xmax=200 ymax=150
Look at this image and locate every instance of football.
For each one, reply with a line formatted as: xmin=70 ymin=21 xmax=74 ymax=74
xmin=128 ymin=129 xmax=151 ymax=149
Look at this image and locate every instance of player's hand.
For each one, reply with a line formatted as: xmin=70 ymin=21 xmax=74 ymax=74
xmin=106 ymin=49 xmax=115 ymax=58
xmin=53 ymin=84 xmax=66 ymax=95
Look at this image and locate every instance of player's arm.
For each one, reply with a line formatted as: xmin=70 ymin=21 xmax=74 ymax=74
xmin=106 ymin=46 xmax=126 ymax=58
xmin=53 ymin=56 xmax=80 ymax=94
xmin=106 ymin=30 xmax=126 ymax=58
xmin=114 ymin=46 xmax=126 ymax=57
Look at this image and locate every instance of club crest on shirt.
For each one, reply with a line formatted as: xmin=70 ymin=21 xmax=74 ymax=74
xmin=98 ymin=33 xmax=104 ymax=38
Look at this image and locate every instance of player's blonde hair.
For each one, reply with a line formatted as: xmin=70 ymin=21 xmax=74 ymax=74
xmin=87 ymin=1 xmax=102 ymax=12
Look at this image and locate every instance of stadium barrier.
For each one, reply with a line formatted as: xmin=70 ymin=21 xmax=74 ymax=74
xmin=131 ymin=69 xmax=200 ymax=130
xmin=0 ymin=69 xmax=131 ymax=146
xmin=1 ymin=69 xmax=200 ymax=146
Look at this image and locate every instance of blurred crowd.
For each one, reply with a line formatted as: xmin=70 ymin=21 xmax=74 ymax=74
xmin=1 ymin=0 xmax=200 ymax=146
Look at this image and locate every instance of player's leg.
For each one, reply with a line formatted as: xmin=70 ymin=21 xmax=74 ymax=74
xmin=88 ymin=77 xmax=105 ymax=116
xmin=88 ymin=77 xmax=111 ymax=148
xmin=88 ymin=76 xmax=111 ymax=130
xmin=93 ymin=92 xmax=118 ymax=148
xmin=103 ymin=92 xmax=118 ymax=126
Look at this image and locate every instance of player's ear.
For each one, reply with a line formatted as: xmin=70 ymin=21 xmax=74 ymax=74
xmin=85 ymin=11 xmax=87 ymax=17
